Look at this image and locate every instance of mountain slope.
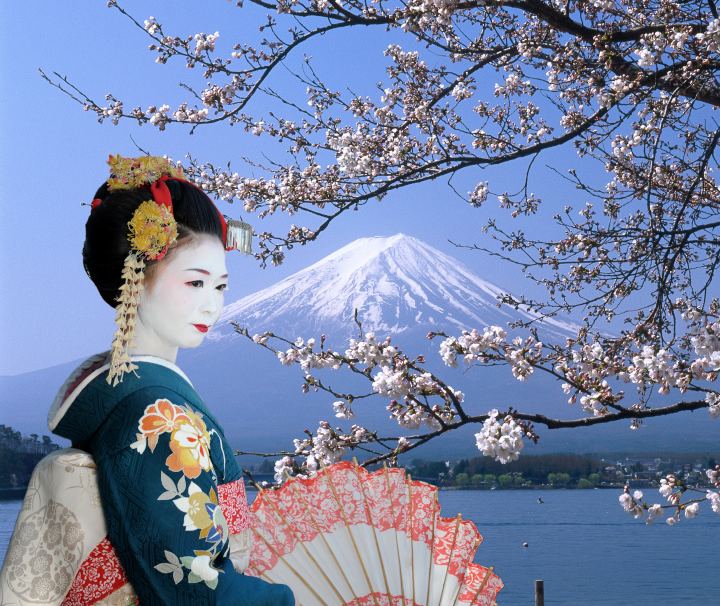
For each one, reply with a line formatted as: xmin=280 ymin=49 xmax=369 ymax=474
xmin=211 ymin=234 xmax=579 ymax=342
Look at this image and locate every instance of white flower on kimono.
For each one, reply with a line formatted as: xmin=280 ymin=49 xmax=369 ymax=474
xmin=181 ymin=552 xmax=220 ymax=589
xmin=191 ymin=554 xmax=219 ymax=582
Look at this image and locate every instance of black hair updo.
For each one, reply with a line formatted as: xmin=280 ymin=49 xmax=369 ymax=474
xmin=83 ymin=179 xmax=224 ymax=307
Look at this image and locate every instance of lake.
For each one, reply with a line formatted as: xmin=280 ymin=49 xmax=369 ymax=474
xmin=1 ymin=488 xmax=717 ymax=605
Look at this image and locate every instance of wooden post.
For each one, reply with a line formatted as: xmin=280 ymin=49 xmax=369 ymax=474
xmin=535 ymin=579 xmax=544 ymax=606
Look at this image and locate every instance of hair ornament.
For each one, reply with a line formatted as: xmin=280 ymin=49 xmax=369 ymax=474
xmin=107 ymin=154 xmax=184 ymax=191
xmin=128 ymin=200 xmax=178 ymax=262
xmin=105 ymin=154 xmax=181 ymax=386
xmin=225 ymin=218 xmax=253 ymax=254
xmin=109 ymin=252 xmax=146 ymax=386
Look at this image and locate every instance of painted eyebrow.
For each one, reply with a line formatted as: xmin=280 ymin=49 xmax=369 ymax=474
xmin=184 ymin=268 xmax=229 ymax=279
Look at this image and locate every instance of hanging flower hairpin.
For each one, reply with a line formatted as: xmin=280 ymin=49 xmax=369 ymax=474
xmin=106 ymin=155 xmax=182 ymax=386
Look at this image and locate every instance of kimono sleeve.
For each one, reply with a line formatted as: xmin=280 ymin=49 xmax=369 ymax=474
xmin=93 ymin=386 xmax=294 ymax=606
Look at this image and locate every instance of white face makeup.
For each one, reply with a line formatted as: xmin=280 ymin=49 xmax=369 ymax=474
xmin=129 ymin=234 xmax=228 ymax=362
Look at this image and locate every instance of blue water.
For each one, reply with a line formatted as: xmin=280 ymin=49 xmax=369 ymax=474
xmin=1 ymin=489 xmax=717 ymax=605
xmin=439 ymin=489 xmax=718 ymax=605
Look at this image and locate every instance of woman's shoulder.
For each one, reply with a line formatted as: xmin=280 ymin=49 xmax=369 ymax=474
xmin=48 ymin=351 xmax=110 ymax=430
xmin=49 ymin=355 xmax=202 ymax=447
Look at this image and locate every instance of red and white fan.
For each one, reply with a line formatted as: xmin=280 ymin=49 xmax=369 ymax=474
xmin=246 ymin=461 xmax=503 ymax=605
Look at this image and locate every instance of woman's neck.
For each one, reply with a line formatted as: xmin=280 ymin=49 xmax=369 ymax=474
xmin=127 ymin=316 xmax=179 ymax=364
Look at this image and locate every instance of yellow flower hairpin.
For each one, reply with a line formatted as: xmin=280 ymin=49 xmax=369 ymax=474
xmin=128 ymin=200 xmax=178 ymax=261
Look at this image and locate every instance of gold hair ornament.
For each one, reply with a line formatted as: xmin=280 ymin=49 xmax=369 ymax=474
xmin=107 ymin=154 xmax=184 ymax=191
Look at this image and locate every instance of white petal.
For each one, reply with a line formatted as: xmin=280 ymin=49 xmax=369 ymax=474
xmin=173 ymin=497 xmax=190 ymax=512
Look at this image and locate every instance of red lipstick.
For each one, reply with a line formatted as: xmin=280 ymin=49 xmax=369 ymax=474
xmin=193 ymin=324 xmax=209 ymax=333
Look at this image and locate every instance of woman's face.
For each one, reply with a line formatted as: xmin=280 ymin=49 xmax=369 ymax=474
xmin=134 ymin=234 xmax=228 ymax=357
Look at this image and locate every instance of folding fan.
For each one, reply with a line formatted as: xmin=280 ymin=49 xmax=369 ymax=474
xmin=246 ymin=461 xmax=503 ymax=605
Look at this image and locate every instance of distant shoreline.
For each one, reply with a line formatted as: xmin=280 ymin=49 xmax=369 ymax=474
xmin=0 ymin=485 xmax=640 ymax=502
xmin=439 ymin=484 xmax=627 ymax=491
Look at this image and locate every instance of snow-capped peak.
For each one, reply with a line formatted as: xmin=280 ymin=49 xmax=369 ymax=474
xmin=211 ymin=233 xmax=578 ymax=341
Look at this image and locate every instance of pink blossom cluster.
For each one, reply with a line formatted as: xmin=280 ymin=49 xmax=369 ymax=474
xmin=275 ymin=421 xmax=373 ymax=483
xmin=474 ymin=409 xmax=526 ymax=464
xmin=620 ymin=467 xmax=720 ymax=525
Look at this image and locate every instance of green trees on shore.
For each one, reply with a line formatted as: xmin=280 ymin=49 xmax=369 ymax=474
xmin=449 ymin=454 xmax=604 ymax=488
xmin=405 ymin=453 xmax=714 ymax=489
xmin=405 ymin=454 xmax=605 ymax=488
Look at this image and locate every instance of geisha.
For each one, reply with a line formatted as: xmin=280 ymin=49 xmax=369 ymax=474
xmin=0 ymin=155 xmax=295 ymax=605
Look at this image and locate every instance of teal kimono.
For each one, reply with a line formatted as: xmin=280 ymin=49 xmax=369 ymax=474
xmin=50 ymin=356 xmax=294 ymax=605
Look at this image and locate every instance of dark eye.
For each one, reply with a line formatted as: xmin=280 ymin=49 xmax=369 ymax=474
xmin=217 ymin=284 xmax=228 ymax=292
xmin=187 ymin=280 xmax=204 ymax=288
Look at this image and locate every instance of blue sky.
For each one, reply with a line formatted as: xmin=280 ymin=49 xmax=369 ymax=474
xmin=1 ymin=1 xmax=590 ymax=375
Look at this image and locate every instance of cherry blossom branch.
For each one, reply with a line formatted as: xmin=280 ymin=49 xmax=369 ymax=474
xmin=230 ymin=306 xmax=718 ymax=476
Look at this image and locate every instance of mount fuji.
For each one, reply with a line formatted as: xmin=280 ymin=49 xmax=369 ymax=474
xmin=209 ymin=233 xmax=578 ymax=343
xmin=1 ymin=234 xmax=714 ymax=460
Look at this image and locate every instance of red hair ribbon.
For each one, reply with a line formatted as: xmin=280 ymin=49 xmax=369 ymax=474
xmin=149 ymin=176 xmax=174 ymax=214
xmin=91 ymin=198 xmax=102 ymax=210
xmin=151 ymin=175 xmax=229 ymax=250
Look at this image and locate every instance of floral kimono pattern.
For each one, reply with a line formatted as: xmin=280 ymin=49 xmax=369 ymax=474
xmin=40 ymin=357 xmax=294 ymax=606
xmin=131 ymin=398 xmax=229 ymax=589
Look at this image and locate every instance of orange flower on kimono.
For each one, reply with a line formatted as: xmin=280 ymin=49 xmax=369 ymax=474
xmin=166 ymin=410 xmax=212 ymax=479
xmin=131 ymin=399 xmax=191 ymax=454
